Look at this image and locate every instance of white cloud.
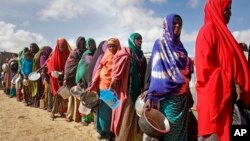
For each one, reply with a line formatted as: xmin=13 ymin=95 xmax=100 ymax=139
xmin=38 ymin=0 xmax=86 ymax=21
xmin=67 ymin=38 xmax=76 ymax=49
xmin=181 ymin=30 xmax=198 ymax=43
xmin=20 ymin=21 xmax=30 ymax=27
xmin=232 ymin=29 xmax=250 ymax=45
xmin=0 ymin=21 xmax=49 ymax=53
xmin=187 ymin=0 xmax=199 ymax=8
xmin=149 ymin=0 xmax=167 ymax=4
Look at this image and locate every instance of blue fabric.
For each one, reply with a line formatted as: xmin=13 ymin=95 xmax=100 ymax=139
xmin=10 ymin=87 xmax=16 ymax=97
xmin=146 ymin=14 xmax=190 ymax=103
xmin=21 ymin=59 xmax=33 ymax=76
xmin=96 ymin=89 xmax=112 ymax=137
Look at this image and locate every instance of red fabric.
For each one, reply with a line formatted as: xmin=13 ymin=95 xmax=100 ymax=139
xmin=110 ymin=47 xmax=131 ymax=136
xmin=195 ymin=0 xmax=250 ymax=140
xmin=248 ymin=48 xmax=250 ymax=68
xmin=47 ymin=38 xmax=72 ymax=95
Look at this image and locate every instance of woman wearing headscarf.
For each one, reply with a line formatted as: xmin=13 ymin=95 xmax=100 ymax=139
xmin=80 ymin=40 xmax=107 ymax=89
xmin=64 ymin=36 xmax=86 ymax=122
xmin=75 ymin=38 xmax=96 ymax=84
xmin=248 ymin=44 xmax=250 ymax=68
xmin=16 ymin=47 xmax=29 ymax=102
xmin=195 ymin=0 xmax=250 ymax=140
xmin=88 ymin=38 xmax=121 ymax=140
xmin=21 ymin=51 xmax=34 ymax=106
xmin=30 ymin=44 xmax=44 ymax=108
xmin=109 ymin=33 xmax=147 ymax=141
xmin=75 ymin=38 xmax=96 ymax=124
xmin=47 ymin=38 xmax=72 ymax=120
xmin=37 ymin=46 xmax=52 ymax=110
xmin=8 ymin=57 xmax=18 ymax=98
xmin=144 ymin=14 xmax=193 ymax=141
xmin=29 ymin=43 xmax=40 ymax=57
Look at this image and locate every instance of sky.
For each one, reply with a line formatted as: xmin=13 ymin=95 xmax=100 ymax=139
xmin=0 ymin=0 xmax=250 ymax=57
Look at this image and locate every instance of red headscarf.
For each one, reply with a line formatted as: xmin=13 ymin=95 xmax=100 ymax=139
xmin=47 ymin=38 xmax=72 ymax=95
xmin=195 ymin=0 xmax=250 ymax=140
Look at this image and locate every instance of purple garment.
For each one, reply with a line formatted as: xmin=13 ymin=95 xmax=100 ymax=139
xmin=64 ymin=48 xmax=83 ymax=87
xmin=40 ymin=46 xmax=52 ymax=67
xmin=146 ymin=14 xmax=193 ymax=104
xmin=40 ymin=46 xmax=52 ymax=82
xmin=92 ymin=42 xmax=108 ymax=79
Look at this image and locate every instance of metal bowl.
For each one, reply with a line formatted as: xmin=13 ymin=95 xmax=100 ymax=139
xmin=135 ymin=96 xmax=145 ymax=117
xmin=70 ymin=85 xmax=85 ymax=98
xmin=9 ymin=60 xmax=18 ymax=73
xmin=28 ymin=72 xmax=41 ymax=81
xmin=11 ymin=74 xmax=19 ymax=84
xmin=51 ymin=71 xmax=59 ymax=78
xmin=57 ymin=85 xmax=71 ymax=99
xmin=2 ymin=63 xmax=9 ymax=72
xmin=139 ymin=108 xmax=170 ymax=138
xmin=80 ymin=91 xmax=99 ymax=109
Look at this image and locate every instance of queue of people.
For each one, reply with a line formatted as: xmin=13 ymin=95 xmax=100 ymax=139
xmin=1 ymin=0 xmax=250 ymax=141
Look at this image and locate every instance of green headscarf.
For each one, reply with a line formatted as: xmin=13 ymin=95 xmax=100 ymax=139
xmin=85 ymin=38 xmax=96 ymax=55
xmin=128 ymin=33 xmax=145 ymax=104
xmin=75 ymin=38 xmax=96 ymax=83
xmin=128 ymin=33 xmax=143 ymax=58
xmin=18 ymin=47 xmax=29 ymax=73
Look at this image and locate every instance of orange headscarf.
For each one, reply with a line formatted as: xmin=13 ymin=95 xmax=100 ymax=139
xmin=47 ymin=38 xmax=72 ymax=95
xmin=90 ymin=38 xmax=121 ymax=91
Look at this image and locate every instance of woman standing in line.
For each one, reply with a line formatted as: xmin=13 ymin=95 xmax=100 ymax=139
xmin=110 ymin=33 xmax=147 ymax=141
xmin=47 ymin=38 xmax=72 ymax=120
xmin=195 ymin=0 xmax=250 ymax=140
xmin=144 ymin=14 xmax=193 ymax=141
xmin=88 ymin=38 xmax=121 ymax=140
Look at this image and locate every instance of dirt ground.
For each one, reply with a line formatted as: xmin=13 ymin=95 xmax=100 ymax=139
xmin=0 ymin=90 xmax=99 ymax=141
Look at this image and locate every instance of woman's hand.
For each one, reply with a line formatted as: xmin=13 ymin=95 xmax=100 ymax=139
xmin=235 ymin=82 xmax=242 ymax=101
xmin=63 ymin=80 xmax=66 ymax=85
xmin=140 ymin=91 xmax=147 ymax=100
xmin=144 ymin=99 xmax=160 ymax=110
xmin=144 ymin=99 xmax=152 ymax=110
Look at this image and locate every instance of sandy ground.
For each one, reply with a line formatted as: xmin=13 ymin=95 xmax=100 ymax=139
xmin=0 ymin=90 xmax=99 ymax=141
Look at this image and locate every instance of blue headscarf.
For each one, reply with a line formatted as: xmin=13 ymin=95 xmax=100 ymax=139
xmin=146 ymin=14 xmax=191 ymax=102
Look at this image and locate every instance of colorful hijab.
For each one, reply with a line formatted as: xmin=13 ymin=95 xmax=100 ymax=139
xmin=128 ymin=33 xmax=147 ymax=103
xmin=39 ymin=46 xmax=53 ymax=67
xmin=75 ymin=38 xmax=96 ymax=83
xmin=85 ymin=38 xmax=96 ymax=55
xmin=64 ymin=37 xmax=87 ymax=87
xmin=195 ymin=0 xmax=250 ymax=139
xmin=128 ymin=33 xmax=143 ymax=58
xmin=47 ymin=38 xmax=72 ymax=95
xmin=18 ymin=47 xmax=29 ymax=73
xmin=40 ymin=46 xmax=52 ymax=82
xmin=90 ymin=38 xmax=121 ymax=91
xmin=80 ymin=41 xmax=107 ymax=88
xmin=31 ymin=46 xmax=52 ymax=97
xmin=146 ymin=14 xmax=192 ymax=102
xmin=196 ymin=0 xmax=250 ymax=106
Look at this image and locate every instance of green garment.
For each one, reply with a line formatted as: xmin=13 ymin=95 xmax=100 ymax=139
xmin=75 ymin=38 xmax=96 ymax=83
